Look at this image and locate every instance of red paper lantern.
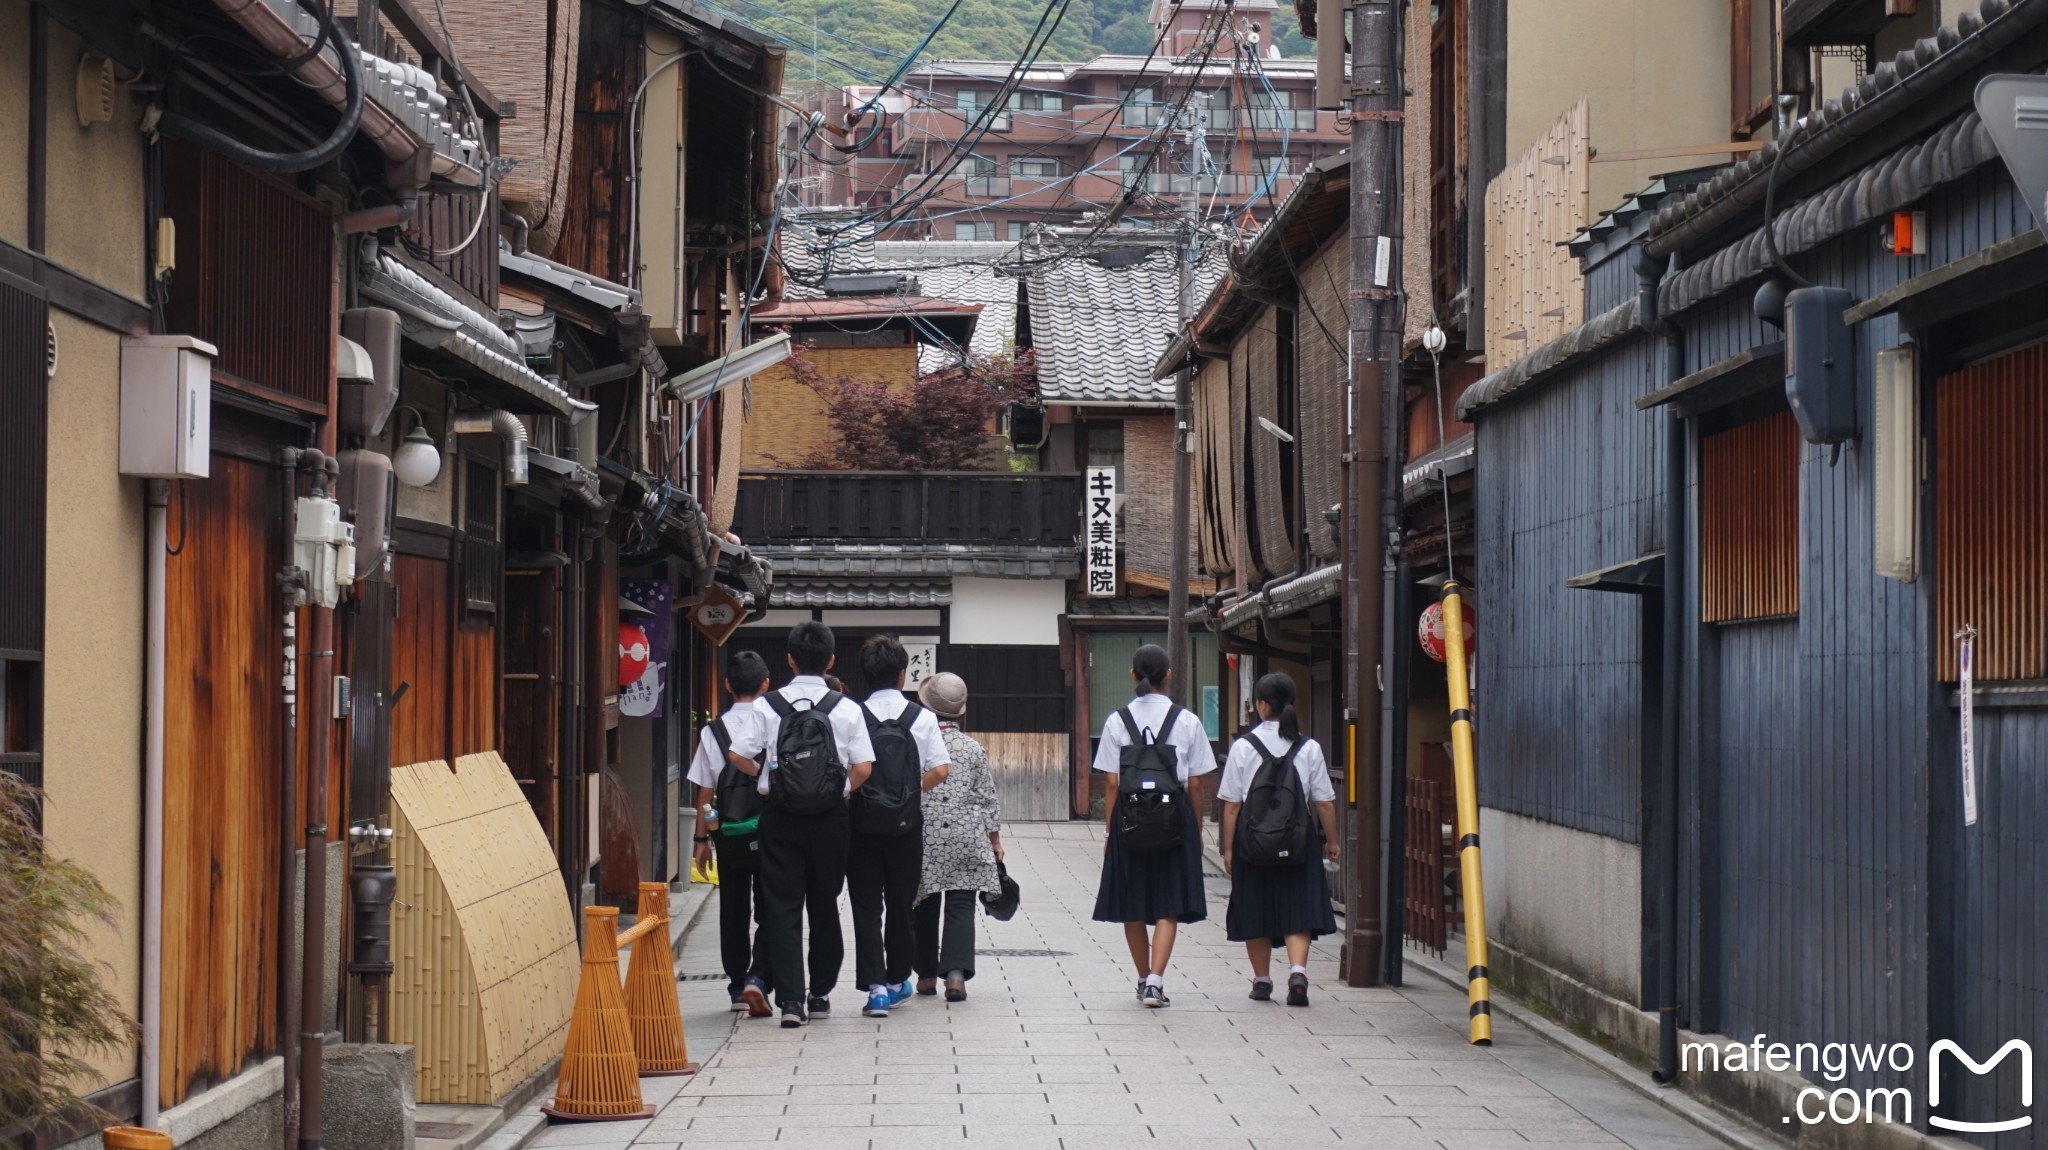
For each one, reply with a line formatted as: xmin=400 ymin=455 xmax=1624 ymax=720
xmin=1417 ymin=600 xmax=1476 ymax=664
xmin=619 ymin=622 xmax=651 ymax=687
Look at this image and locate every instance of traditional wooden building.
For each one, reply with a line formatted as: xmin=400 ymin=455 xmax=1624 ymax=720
xmin=1458 ymin=1 xmax=2048 ymax=1141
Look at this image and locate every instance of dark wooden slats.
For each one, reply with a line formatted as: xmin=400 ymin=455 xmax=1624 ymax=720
xmin=0 ymin=274 xmax=47 ymax=661
xmin=734 ymin=472 xmax=1082 ymax=545
xmin=1404 ymin=776 xmax=1448 ymax=954
xmin=1699 ymin=408 xmax=1800 ymax=623
xmin=1936 ymin=341 xmax=2048 ymax=682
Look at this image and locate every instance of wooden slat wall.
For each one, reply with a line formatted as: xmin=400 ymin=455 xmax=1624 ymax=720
xmin=1699 ymin=409 xmax=1800 ymax=623
xmin=393 ymin=555 xmax=453 ymax=768
xmin=1935 ymin=342 xmax=2048 ymax=682
xmin=162 ymin=452 xmax=285 ymax=1106
xmin=453 ymin=620 xmax=499 ymax=757
xmin=972 ymin=731 xmax=1069 ymax=822
xmin=1194 ymin=356 xmax=1236 ymax=581
xmin=1482 ymin=99 xmax=1588 ymax=355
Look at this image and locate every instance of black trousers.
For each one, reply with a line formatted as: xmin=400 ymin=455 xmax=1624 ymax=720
xmin=914 ymin=889 xmax=979 ymax=981
xmin=710 ymin=831 xmax=770 ymax=994
xmin=848 ymin=827 xmax=922 ymax=990
xmin=758 ymin=805 xmax=851 ymax=1008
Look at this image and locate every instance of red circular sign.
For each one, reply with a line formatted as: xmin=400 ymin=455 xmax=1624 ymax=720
xmin=619 ymin=623 xmax=651 ymax=687
xmin=1418 ymin=601 xmax=1476 ymax=664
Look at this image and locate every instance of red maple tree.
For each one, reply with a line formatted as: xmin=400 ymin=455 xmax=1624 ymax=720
xmin=786 ymin=345 xmax=1038 ymax=472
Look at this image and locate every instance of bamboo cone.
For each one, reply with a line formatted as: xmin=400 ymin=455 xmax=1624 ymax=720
xmin=541 ymin=907 xmax=653 ymax=1121
xmin=625 ymin=882 xmax=698 ymax=1075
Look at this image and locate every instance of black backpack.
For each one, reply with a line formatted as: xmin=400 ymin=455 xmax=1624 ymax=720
xmin=1116 ymin=705 xmax=1188 ymax=852
xmin=853 ymin=701 xmax=925 ymax=837
xmin=1235 ymin=734 xmax=1312 ymax=866
xmin=707 ymin=717 xmax=764 ymax=830
xmin=765 ymin=689 xmax=848 ymax=815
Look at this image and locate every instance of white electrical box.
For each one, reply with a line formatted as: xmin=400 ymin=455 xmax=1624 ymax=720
xmin=120 ymin=335 xmax=216 ymax=478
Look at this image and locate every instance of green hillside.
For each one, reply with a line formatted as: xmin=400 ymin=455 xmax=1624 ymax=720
xmin=724 ymin=0 xmax=1312 ymax=87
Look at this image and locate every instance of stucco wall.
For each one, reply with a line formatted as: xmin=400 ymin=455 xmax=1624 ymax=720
xmin=42 ymin=313 xmax=146 ymax=1091
xmin=0 ymin=0 xmax=27 ymax=245
xmin=42 ymin=16 xmax=146 ymax=297
xmin=1505 ymin=0 xmax=1728 ymax=216
xmin=950 ymin=576 xmax=1066 ymax=646
xmin=738 ymin=344 xmax=919 ymax=469
xmin=1479 ymin=805 xmax=1641 ymax=1005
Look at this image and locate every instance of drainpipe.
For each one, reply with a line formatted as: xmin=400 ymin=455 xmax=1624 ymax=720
xmin=298 ymin=450 xmax=338 ymax=1150
xmin=140 ymin=480 xmax=168 ymax=1128
xmin=1634 ymin=243 xmax=1685 ymax=1084
xmin=277 ymin=452 xmax=304 ymax=1147
xmin=450 ymin=410 xmax=529 ymax=485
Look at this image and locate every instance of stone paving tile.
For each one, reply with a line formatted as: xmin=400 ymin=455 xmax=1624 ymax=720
xmin=609 ymin=825 xmax=1738 ymax=1150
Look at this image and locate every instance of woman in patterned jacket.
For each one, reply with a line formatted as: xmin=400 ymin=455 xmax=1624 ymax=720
xmin=911 ymin=672 xmax=1003 ymax=1001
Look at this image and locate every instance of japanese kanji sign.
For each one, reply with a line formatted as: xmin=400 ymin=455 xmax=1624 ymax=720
xmin=1085 ymin=466 xmax=1117 ymax=598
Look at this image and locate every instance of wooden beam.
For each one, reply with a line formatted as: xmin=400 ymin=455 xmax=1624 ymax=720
xmin=1591 ymin=140 xmax=1768 ymax=165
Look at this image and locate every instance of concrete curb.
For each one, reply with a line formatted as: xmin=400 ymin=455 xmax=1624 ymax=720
xmin=1401 ymin=948 xmax=1788 ymax=1150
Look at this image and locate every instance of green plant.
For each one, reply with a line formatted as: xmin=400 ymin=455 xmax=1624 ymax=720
xmin=0 ymin=772 xmax=137 ymax=1140
xmin=788 ymin=346 xmax=1037 ymax=472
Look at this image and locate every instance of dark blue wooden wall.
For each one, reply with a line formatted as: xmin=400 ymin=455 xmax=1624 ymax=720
xmin=1474 ymin=158 xmax=2047 ymax=1143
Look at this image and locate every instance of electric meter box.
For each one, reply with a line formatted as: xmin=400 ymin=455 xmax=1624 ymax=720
xmin=1784 ymin=286 xmax=1857 ymax=445
xmin=120 ymin=334 xmax=216 ymax=478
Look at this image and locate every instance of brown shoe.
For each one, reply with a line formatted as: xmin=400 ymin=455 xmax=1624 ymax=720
xmin=944 ymin=974 xmax=967 ymax=1002
xmin=916 ymin=977 xmax=938 ymax=997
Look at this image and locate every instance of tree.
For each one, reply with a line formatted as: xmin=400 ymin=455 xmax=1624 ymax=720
xmin=788 ymin=346 xmax=1037 ymax=472
xmin=0 ymin=774 xmax=137 ymax=1138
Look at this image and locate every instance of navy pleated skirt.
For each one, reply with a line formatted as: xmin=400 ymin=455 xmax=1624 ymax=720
xmin=1092 ymin=800 xmax=1207 ymax=925
xmin=1224 ymin=825 xmax=1338 ymax=943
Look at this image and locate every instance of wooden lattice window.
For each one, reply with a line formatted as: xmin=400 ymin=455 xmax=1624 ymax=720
xmin=1936 ymin=342 xmax=2048 ymax=682
xmin=0 ymin=272 xmax=47 ymax=816
xmin=462 ymin=458 xmax=501 ymax=613
xmin=1700 ymin=408 xmax=1800 ymax=622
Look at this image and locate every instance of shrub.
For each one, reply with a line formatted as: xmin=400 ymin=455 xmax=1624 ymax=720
xmin=787 ymin=345 xmax=1037 ymax=472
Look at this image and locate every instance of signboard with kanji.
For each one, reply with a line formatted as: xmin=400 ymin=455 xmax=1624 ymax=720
xmin=1085 ymin=466 xmax=1117 ymax=598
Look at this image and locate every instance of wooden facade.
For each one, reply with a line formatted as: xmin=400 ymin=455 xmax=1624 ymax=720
xmin=1462 ymin=37 xmax=2048 ymax=1137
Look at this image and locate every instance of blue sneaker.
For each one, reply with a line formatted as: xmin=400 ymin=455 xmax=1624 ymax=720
xmin=886 ymin=982 xmax=914 ymax=1008
xmin=863 ymin=986 xmax=892 ymax=1018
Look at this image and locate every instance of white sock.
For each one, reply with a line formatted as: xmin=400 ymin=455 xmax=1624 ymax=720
xmin=1290 ymin=965 xmax=1309 ymax=977
xmin=1251 ymin=975 xmax=1273 ymax=985
xmin=1144 ymin=973 xmax=1164 ymax=988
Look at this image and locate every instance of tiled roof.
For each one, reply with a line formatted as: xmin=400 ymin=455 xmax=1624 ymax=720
xmin=1024 ymin=241 xmax=1226 ymax=406
xmin=779 ymin=213 xmax=880 ymax=299
xmin=770 ymin=581 xmax=952 ymax=609
xmin=874 ymin=241 xmax=1022 ymax=370
xmin=755 ymin=543 xmax=1078 ymax=579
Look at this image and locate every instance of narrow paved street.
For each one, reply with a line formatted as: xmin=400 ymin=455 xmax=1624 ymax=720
xmin=531 ymin=824 xmax=1731 ymax=1150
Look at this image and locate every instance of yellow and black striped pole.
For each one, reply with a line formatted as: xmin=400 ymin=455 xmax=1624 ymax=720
xmin=1439 ymin=581 xmax=1492 ymax=1044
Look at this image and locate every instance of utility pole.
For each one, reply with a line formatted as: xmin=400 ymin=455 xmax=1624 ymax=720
xmin=1165 ymin=92 xmax=1208 ymax=700
xmin=1340 ymin=0 xmax=1401 ymax=987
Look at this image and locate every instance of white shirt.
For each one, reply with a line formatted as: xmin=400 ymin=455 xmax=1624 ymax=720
xmin=751 ymin=676 xmax=877 ymax=794
xmin=686 ymin=701 xmax=769 ymax=792
xmin=1216 ymin=722 xmax=1336 ymax=804
xmin=862 ymin=688 xmax=951 ymax=769
xmin=1091 ymin=691 xmax=1218 ymax=783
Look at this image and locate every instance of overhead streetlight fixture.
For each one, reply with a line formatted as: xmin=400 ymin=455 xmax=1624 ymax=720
xmin=392 ymin=406 xmax=442 ymax=488
xmin=1256 ymin=416 xmax=1294 ymax=443
xmin=663 ymin=332 xmax=795 ymax=404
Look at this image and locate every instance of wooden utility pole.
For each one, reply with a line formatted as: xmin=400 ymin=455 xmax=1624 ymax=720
xmin=1166 ymin=95 xmax=1207 ymax=699
xmin=1341 ymin=0 xmax=1402 ymax=987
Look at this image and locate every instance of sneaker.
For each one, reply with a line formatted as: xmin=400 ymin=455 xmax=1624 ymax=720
xmin=1141 ymin=983 xmax=1170 ymax=1008
xmin=729 ymin=990 xmax=748 ymax=1012
xmin=886 ymin=982 xmax=915 ymax=1008
xmin=1249 ymin=978 xmax=1274 ymax=1002
xmin=1286 ymin=972 xmax=1310 ymax=1007
xmin=864 ymin=987 xmax=892 ymax=1018
xmin=780 ymin=1003 xmax=808 ymax=1028
xmin=1136 ymin=979 xmax=1147 ymax=1001
xmin=807 ymin=995 xmax=833 ymax=1018
xmin=742 ymin=977 xmax=773 ymax=1018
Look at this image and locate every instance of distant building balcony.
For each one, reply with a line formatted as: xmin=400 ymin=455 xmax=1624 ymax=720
xmin=734 ymin=471 xmax=1082 ymax=548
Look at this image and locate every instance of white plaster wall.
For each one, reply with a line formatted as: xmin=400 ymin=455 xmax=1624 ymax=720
xmin=1479 ymin=806 xmax=1641 ymax=1004
xmin=949 ymin=577 xmax=1066 ymax=645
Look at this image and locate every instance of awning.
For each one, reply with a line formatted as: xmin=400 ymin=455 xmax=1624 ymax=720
xmin=599 ymin=459 xmax=714 ymax=588
xmin=526 ymin=450 xmax=607 ymax=513
xmin=358 ymin=252 xmax=574 ymax=418
xmin=1636 ymin=342 xmax=1784 ymax=414
xmin=1566 ymin=551 xmax=1664 ymax=593
xmin=714 ymin=537 xmax=774 ymax=606
xmin=770 ymin=581 xmax=950 ymax=610
xmin=1209 ymin=564 xmax=1343 ymax=632
xmin=759 ymin=543 xmax=1077 ymax=579
xmin=1402 ymin=432 xmax=1475 ymax=505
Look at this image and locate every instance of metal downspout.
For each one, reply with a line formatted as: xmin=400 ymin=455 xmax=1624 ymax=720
xmin=141 ymin=481 xmax=168 ymax=1127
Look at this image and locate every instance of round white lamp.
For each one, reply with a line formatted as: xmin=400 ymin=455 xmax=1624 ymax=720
xmin=392 ymin=407 xmax=442 ymax=488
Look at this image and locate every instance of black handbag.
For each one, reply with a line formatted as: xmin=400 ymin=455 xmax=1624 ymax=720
xmin=979 ymin=861 xmax=1021 ymax=921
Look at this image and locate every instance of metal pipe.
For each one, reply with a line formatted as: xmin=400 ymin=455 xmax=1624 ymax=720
xmin=1380 ymin=557 xmax=1411 ymax=986
xmin=278 ymin=455 xmax=304 ymax=1150
xmin=451 ymin=409 xmax=529 ymax=485
xmin=1439 ymin=580 xmax=1491 ymax=1044
xmin=299 ymin=451 xmax=337 ymax=1150
xmin=1166 ymin=104 xmax=1201 ymax=704
xmin=141 ymin=481 xmax=169 ymax=1128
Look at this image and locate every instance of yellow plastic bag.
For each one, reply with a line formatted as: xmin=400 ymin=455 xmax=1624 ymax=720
xmin=690 ymin=856 xmax=719 ymax=886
